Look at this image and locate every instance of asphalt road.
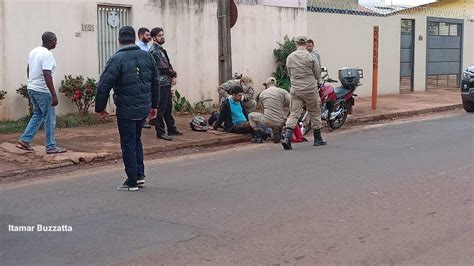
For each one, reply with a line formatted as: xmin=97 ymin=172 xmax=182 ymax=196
xmin=1 ymin=112 xmax=473 ymax=265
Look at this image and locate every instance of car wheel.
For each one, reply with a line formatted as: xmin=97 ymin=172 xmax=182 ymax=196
xmin=463 ymin=99 xmax=474 ymax=112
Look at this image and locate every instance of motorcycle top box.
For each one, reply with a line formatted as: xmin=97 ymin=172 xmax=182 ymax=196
xmin=339 ymin=68 xmax=363 ymax=88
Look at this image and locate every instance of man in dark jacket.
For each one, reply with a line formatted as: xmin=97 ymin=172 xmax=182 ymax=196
xmin=95 ymin=26 xmax=160 ymax=191
xmin=149 ymin=27 xmax=182 ymax=141
xmin=212 ymin=86 xmax=252 ymax=134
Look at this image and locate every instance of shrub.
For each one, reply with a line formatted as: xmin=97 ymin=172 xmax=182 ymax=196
xmin=193 ymin=99 xmax=214 ymax=114
xmin=272 ymin=36 xmax=296 ymax=91
xmin=16 ymin=84 xmax=33 ymax=116
xmin=0 ymin=90 xmax=6 ymax=104
xmin=173 ymin=90 xmax=192 ymax=113
xmin=59 ymin=75 xmax=97 ymax=114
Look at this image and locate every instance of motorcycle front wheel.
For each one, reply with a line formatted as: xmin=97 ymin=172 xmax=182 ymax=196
xmin=328 ymin=102 xmax=348 ymax=130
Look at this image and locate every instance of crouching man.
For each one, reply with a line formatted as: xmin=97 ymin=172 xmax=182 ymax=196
xmin=248 ymin=77 xmax=290 ymax=143
xmin=218 ymin=75 xmax=257 ymax=113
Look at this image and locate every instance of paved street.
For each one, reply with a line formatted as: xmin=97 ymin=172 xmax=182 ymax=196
xmin=1 ymin=112 xmax=473 ymax=265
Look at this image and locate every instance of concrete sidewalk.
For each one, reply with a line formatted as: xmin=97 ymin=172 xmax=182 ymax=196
xmin=0 ymin=88 xmax=462 ymax=178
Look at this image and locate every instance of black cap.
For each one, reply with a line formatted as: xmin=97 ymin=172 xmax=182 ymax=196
xmin=119 ymin=26 xmax=135 ymax=43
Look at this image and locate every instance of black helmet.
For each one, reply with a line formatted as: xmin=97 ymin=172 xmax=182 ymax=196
xmin=190 ymin=116 xmax=208 ymax=131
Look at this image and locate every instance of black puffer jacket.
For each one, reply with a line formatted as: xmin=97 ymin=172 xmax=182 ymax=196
xmin=95 ymin=45 xmax=160 ymax=120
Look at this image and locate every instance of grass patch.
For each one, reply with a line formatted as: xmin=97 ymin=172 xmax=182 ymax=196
xmin=0 ymin=112 xmax=111 ymax=134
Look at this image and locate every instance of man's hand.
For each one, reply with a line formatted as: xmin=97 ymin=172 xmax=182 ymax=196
xmin=171 ymin=77 xmax=177 ymax=86
xmin=149 ymin=108 xmax=157 ymax=119
xmin=51 ymin=94 xmax=59 ymax=106
xmin=96 ymin=111 xmax=110 ymax=120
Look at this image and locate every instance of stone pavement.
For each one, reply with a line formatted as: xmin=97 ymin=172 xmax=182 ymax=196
xmin=0 ymin=88 xmax=462 ymax=178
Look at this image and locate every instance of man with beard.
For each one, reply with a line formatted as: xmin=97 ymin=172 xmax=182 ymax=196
xmin=149 ymin=27 xmax=182 ymax=141
xmin=136 ymin=27 xmax=151 ymax=52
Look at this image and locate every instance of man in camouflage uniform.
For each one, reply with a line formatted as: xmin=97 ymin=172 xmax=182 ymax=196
xmin=282 ymin=36 xmax=327 ymax=150
xmin=248 ymin=77 xmax=290 ymax=144
xmin=218 ymin=75 xmax=256 ymax=112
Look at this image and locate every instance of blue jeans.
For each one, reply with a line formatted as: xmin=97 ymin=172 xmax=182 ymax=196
xmin=117 ymin=118 xmax=145 ymax=187
xmin=20 ymin=90 xmax=56 ymax=149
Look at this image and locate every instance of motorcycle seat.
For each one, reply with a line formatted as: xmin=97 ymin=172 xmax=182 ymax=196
xmin=334 ymin=86 xmax=352 ymax=99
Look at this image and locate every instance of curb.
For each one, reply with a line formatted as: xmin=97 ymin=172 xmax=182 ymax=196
xmin=0 ymin=105 xmax=462 ymax=178
xmin=346 ymin=104 xmax=463 ymax=125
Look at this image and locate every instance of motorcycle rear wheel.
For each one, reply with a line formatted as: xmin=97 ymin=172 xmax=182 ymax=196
xmin=328 ymin=103 xmax=348 ymax=130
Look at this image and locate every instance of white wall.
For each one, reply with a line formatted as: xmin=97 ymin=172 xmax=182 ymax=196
xmin=308 ymin=13 xmax=400 ymax=97
xmin=0 ymin=0 xmax=6 ymax=117
xmin=0 ymin=0 xmax=304 ymax=120
xmin=464 ymin=19 xmax=474 ymax=69
xmin=307 ymin=12 xmax=434 ymax=96
xmin=232 ymin=4 xmax=307 ymax=96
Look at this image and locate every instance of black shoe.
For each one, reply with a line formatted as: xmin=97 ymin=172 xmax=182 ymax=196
xmin=282 ymin=128 xmax=293 ymax=150
xmin=157 ymin=134 xmax=173 ymax=141
xmin=251 ymin=129 xmax=263 ymax=143
xmin=272 ymin=128 xmax=282 ymax=144
xmin=137 ymin=177 xmax=145 ymax=187
xmin=313 ymin=129 xmax=327 ymax=146
xmin=117 ymin=184 xmax=139 ymax=191
xmin=168 ymin=130 xmax=183 ymax=136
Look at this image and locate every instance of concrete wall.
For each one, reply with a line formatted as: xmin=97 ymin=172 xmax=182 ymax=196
xmin=307 ymin=12 xmax=403 ymax=96
xmin=307 ymin=11 xmax=474 ymax=96
xmin=0 ymin=0 xmax=5 ymax=117
xmin=232 ymin=4 xmax=307 ymax=95
xmin=0 ymin=0 xmax=304 ymax=120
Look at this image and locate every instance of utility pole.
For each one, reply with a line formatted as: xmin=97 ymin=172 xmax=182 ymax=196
xmin=217 ymin=0 xmax=232 ymax=84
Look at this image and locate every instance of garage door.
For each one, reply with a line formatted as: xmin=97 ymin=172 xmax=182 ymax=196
xmin=426 ymin=17 xmax=464 ymax=90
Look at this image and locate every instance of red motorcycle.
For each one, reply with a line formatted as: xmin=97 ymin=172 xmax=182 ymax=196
xmin=299 ymin=67 xmax=363 ymax=134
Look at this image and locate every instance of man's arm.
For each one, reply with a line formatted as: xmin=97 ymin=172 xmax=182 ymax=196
xmin=27 ymin=65 xmax=29 ymax=79
xmin=283 ymin=90 xmax=291 ymax=107
xmin=245 ymin=87 xmax=254 ymax=101
xmin=95 ymin=58 xmax=120 ymax=113
xmin=150 ymin=56 xmax=161 ymax=109
xmin=152 ymin=51 xmax=177 ymax=78
xmin=311 ymin=55 xmax=321 ymax=80
xmin=43 ymin=70 xmax=58 ymax=106
xmin=213 ymin=103 xmax=227 ymax=129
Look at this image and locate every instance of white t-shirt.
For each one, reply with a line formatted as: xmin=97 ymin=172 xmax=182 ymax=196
xmin=27 ymin=46 xmax=56 ymax=93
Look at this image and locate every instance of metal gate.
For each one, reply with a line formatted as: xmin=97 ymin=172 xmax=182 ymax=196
xmin=400 ymin=19 xmax=415 ymax=93
xmin=97 ymin=5 xmax=132 ymax=74
xmin=426 ymin=17 xmax=463 ymax=90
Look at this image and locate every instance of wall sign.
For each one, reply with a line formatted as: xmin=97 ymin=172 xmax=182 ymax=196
xmin=107 ymin=11 xmax=120 ymax=28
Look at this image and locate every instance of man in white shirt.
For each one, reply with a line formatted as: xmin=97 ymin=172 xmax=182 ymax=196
xmin=136 ymin=27 xmax=151 ymax=52
xmin=17 ymin=31 xmax=67 ymax=154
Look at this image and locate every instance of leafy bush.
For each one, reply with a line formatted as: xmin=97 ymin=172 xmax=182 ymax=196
xmin=59 ymin=75 xmax=97 ymax=114
xmin=193 ymin=99 xmax=215 ymax=114
xmin=173 ymin=90 xmax=192 ymax=113
xmin=273 ymin=36 xmax=296 ymax=91
xmin=16 ymin=84 xmax=33 ymax=116
xmin=0 ymin=90 xmax=6 ymax=104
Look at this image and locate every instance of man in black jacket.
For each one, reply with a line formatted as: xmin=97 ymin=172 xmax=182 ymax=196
xmin=149 ymin=27 xmax=182 ymax=141
xmin=95 ymin=26 xmax=160 ymax=191
xmin=213 ymin=86 xmax=253 ymax=134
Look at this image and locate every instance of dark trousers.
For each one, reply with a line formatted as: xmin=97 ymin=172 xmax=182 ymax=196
xmin=155 ymin=85 xmax=177 ymax=135
xmin=117 ymin=118 xmax=145 ymax=186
